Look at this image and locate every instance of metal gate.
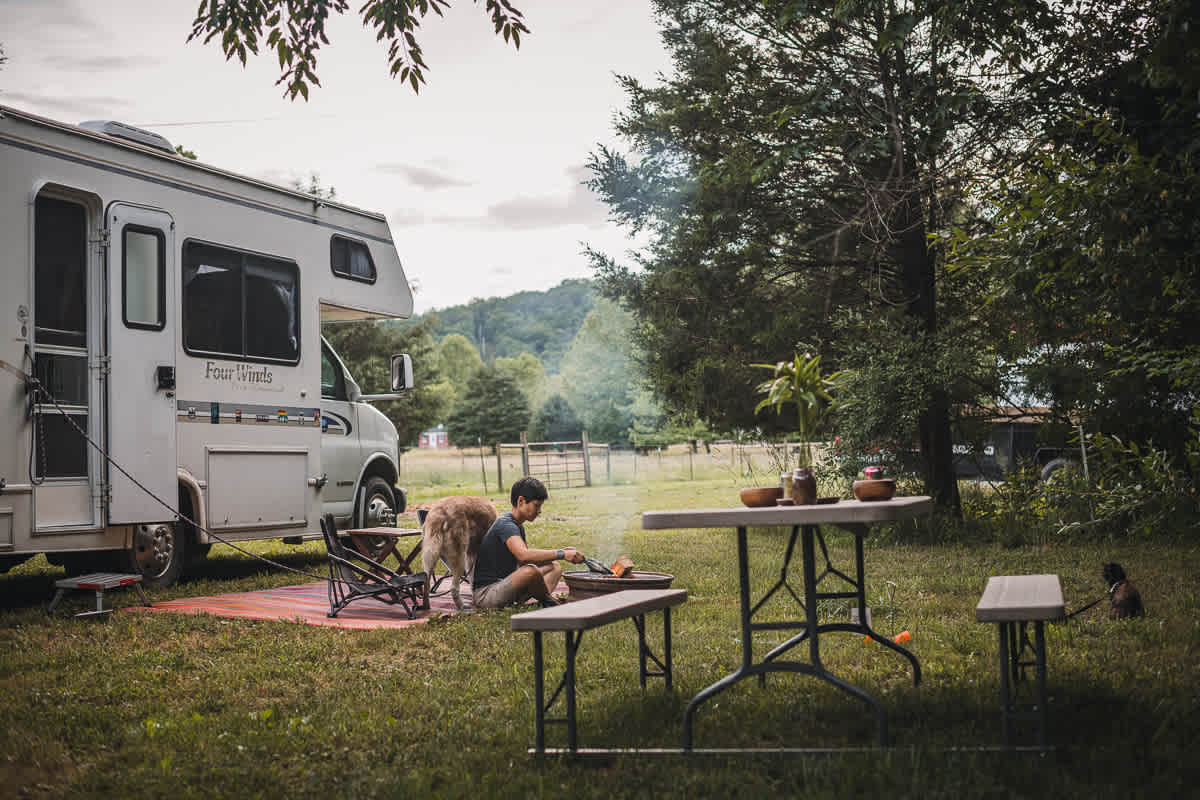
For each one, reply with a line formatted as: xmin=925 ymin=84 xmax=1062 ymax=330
xmin=521 ymin=435 xmax=590 ymax=489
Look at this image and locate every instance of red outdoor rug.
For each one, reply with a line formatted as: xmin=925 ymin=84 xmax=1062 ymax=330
xmin=128 ymin=580 xmax=566 ymax=630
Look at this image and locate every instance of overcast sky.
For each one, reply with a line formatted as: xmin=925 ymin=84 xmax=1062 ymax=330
xmin=0 ymin=0 xmax=670 ymax=312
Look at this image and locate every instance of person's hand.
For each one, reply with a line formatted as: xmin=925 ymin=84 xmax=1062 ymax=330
xmin=562 ymin=547 xmax=585 ymax=564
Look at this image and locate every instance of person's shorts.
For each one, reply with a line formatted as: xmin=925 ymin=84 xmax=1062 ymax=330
xmin=473 ymin=575 xmax=524 ymax=609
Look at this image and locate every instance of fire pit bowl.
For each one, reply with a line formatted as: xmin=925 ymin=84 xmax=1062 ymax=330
xmin=562 ymin=570 xmax=675 ymax=601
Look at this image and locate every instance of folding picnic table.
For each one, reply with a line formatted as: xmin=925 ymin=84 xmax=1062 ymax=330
xmin=642 ymin=496 xmax=933 ymax=750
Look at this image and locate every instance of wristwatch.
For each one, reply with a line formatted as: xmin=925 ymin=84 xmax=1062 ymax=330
xmin=556 ymin=549 xmax=565 ymax=560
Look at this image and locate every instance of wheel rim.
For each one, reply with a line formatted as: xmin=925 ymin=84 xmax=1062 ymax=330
xmin=363 ymin=491 xmax=395 ymax=528
xmin=134 ymin=524 xmax=176 ymax=579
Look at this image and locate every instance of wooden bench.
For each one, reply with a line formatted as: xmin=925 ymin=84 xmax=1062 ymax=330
xmin=47 ymin=572 xmax=150 ymax=618
xmin=976 ymin=574 xmax=1065 ymax=750
xmin=510 ymin=588 xmax=687 ymax=754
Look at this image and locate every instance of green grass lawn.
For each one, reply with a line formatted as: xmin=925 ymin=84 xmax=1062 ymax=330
xmin=2 ymin=479 xmax=1198 ymax=799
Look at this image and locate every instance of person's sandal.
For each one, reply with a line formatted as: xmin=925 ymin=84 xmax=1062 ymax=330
xmin=538 ymin=597 xmax=561 ymax=608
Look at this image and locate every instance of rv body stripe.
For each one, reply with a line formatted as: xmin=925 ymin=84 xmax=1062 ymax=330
xmin=0 ymin=133 xmax=394 ymax=245
xmin=174 ymin=400 xmax=349 ymax=434
xmin=177 ymin=400 xmax=321 ymax=426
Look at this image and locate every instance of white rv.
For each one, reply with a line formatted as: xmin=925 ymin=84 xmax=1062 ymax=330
xmin=0 ymin=105 xmax=415 ymax=587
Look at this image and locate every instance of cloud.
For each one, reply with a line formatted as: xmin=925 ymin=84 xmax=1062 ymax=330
xmin=50 ymin=54 xmax=162 ymax=72
xmin=0 ymin=90 xmax=135 ymax=119
xmin=388 ymin=208 xmax=428 ymax=227
xmin=0 ymin=0 xmax=109 ymax=40
xmin=423 ymin=164 xmax=607 ymax=230
xmin=376 ymin=162 xmax=472 ymax=190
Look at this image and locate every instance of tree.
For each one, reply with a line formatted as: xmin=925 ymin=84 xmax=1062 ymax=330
xmin=530 ymin=395 xmax=583 ymax=442
xmin=588 ymin=0 xmax=1064 ymax=510
xmin=445 ymin=364 xmax=530 ymax=451
xmin=322 ymin=318 xmax=450 ymax=447
xmin=174 ymin=144 xmax=198 ymax=160
xmin=960 ymin=0 xmax=1200 ymax=462
xmin=188 ymin=0 xmax=528 ymax=100
xmin=559 ymin=298 xmax=642 ymax=445
xmin=435 ymin=332 xmax=484 ymax=405
xmin=494 ymin=352 xmax=551 ymax=414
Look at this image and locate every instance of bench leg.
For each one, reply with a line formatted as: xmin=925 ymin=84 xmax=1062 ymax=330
xmin=47 ymin=589 xmax=66 ymax=614
xmin=998 ymin=620 xmax=1051 ymax=750
xmin=999 ymin=622 xmax=1012 ymax=746
xmin=664 ymin=606 xmax=673 ymax=691
xmin=534 ymin=632 xmax=545 ymax=754
xmin=1034 ymin=621 xmax=1048 ymax=751
xmin=632 ymin=610 xmax=675 ymax=690
xmin=565 ymin=630 xmax=579 ymax=753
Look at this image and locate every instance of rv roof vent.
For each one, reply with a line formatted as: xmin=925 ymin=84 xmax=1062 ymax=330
xmin=78 ymin=119 xmax=175 ymax=154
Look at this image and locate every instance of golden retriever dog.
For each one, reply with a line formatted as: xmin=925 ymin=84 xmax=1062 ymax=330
xmin=420 ymin=496 xmax=498 ymax=610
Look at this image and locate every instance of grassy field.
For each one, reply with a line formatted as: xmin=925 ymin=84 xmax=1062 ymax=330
xmin=2 ymin=477 xmax=1198 ymax=799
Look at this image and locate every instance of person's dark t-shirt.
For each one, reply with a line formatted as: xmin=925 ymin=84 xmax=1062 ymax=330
xmin=473 ymin=512 xmax=524 ymax=589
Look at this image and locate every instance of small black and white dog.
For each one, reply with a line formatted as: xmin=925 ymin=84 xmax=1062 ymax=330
xmin=1103 ymin=562 xmax=1145 ymax=620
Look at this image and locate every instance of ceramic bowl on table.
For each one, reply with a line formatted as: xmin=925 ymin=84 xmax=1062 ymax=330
xmin=852 ymin=478 xmax=896 ymax=501
xmin=740 ymin=486 xmax=783 ymax=507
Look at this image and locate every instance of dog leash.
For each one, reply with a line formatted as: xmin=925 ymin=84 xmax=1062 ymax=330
xmin=1063 ymin=594 xmax=1106 ymax=620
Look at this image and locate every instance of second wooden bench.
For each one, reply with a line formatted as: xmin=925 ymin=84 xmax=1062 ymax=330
xmin=510 ymin=588 xmax=687 ymax=754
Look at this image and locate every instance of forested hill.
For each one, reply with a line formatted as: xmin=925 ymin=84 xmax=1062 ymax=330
xmin=403 ymin=279 xmax=596 ymax=374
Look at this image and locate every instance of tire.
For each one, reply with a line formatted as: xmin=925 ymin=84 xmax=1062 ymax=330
xmin=354 ymin=475 xmax=397 ymax=559
xmin=356 ymin=475 xmax=398 ymax=529
xmin=123 ymin=522 xmax=186 ymax=589
xmin=1040 ymin=458 xmax=1073 ymax=483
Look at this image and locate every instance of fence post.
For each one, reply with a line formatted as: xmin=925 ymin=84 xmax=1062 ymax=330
xmin=606 ymin=445 xmax=611 ymax=483
xmin=520 ymin=431 xmax=530 ymax=477
xmin=581 ymin=431 xmax=592 ymax=487
xmin=688 ymin=444 xmax=694 ymax=481
xmin=477 ymin=437 xmax=487 ymax=492
xmin=496 ymin=444 xmax=503 ymax=492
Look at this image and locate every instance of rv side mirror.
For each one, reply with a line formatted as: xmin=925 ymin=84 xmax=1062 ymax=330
xmin=391 ymin=354 xmax=414 ymax=392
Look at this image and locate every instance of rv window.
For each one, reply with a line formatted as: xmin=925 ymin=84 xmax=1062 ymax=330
xmin=320 ymin=342 xmax=348 ymax=400
xmin=34 ymin=411 xmax=89 ymax=479
xmin=245 ymin=257 xmax=299 ymax=361
xmin=123 ymin=226 xmax=165 ymax=329
xmin=34 ymin=355 xmax=89 ymax=406
xmin=330 ymin=236 xmax=376 ymax=283
xmin=182 ymin=241 xmax=300 ymax=364
xmin=34 ymin=196 xmax=88 ymax=348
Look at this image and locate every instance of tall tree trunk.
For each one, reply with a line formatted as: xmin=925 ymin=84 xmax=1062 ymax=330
xmin=895 ymin=193 xmax=962 ymax=514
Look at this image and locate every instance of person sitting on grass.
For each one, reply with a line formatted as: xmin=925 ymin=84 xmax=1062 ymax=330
xmin=472 ymin=476 xmax=586 ymax=609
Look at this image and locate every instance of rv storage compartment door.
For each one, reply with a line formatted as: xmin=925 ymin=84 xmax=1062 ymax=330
xmin=206 ymin=447 xmax=308 ymax=532
xmin=106 ymin=204 xmax=178 ymax=524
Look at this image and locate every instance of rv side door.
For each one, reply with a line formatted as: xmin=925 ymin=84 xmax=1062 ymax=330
xmin=106 ymin=203 xmax=178 ymax=524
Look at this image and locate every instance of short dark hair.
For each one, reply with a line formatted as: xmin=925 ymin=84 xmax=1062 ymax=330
xmin=511 ymin=476 xmax=548 ymax=506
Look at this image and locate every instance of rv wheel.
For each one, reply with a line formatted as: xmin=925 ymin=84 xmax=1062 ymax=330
xmin=127 ymin=522 xmax=186 ymax=588
xmin=354 ymin=476 xmax=397 ymax=560
xmin=357 ymin=475 xmax=398 ymax=529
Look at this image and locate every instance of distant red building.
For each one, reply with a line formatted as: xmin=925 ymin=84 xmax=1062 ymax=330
xmin=419 ymin=424 xmax=450 ymax=449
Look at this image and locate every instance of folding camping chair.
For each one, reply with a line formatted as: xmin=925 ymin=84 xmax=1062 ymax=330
xmin=320 ymin=513 xmax=429 ymax=619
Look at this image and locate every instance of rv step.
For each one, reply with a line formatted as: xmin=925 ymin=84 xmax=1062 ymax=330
xmin=47 ymin=572 xmax=151 ymax=617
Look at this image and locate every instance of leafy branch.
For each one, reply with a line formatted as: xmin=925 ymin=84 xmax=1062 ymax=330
xmin=188 ymin=0 xmax=528 ymax=100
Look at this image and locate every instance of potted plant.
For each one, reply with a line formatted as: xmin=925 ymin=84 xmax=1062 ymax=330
xmin=752 ymin=353 xmax=841 ymax=504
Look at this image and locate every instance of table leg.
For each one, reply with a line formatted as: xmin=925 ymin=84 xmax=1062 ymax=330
xmin=851 ymin=535 xmax=921 ymax=686
xmin=683 ymin=524 xmax=894 ymax=750
xmin=799 ymin=524 xmax=888 ymax=747
xmin=682 ymin=526 xmax=754 ymax=750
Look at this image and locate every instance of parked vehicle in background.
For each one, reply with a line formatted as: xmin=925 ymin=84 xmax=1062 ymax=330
xmin=952 ymin=407 xmax=1076 ymax=481
xmin=0 ymin=106 xmax=416 ymax=586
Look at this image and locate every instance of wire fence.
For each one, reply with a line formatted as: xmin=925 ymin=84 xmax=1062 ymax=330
xmin=397 ymin=440 xmax=823 ymax=495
